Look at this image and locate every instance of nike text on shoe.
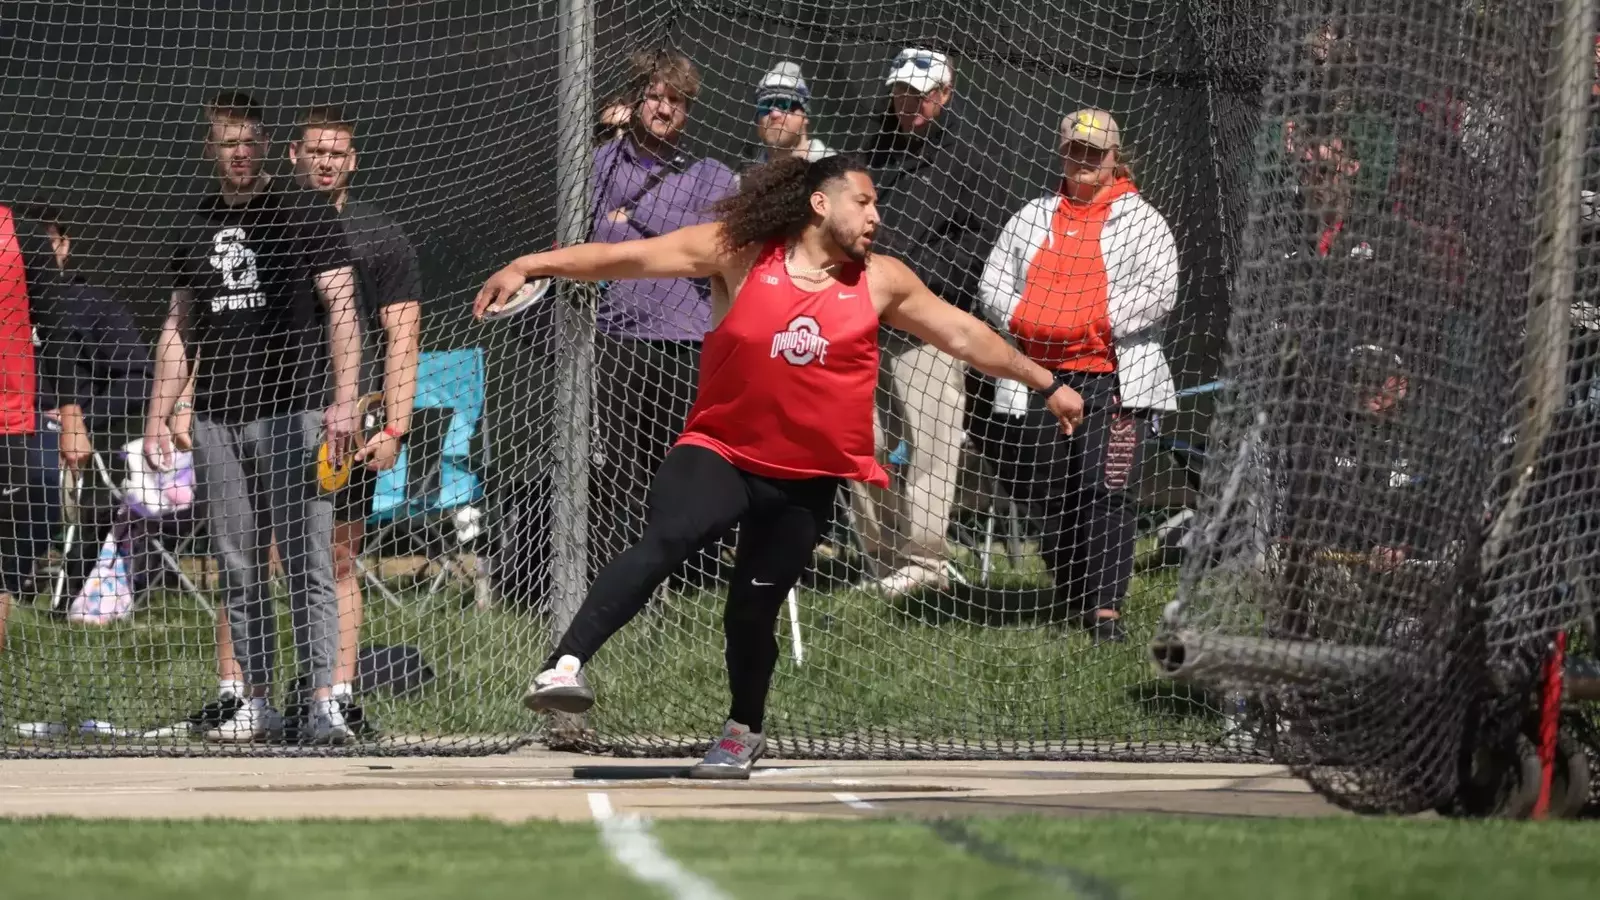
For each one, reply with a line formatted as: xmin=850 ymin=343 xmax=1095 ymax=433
xmin=524 ymin=655 xmax=595 ymax=714
xmin=688 ymin=720 xmax=767 ymax=780
xmin=204 ymin=699 xmax=283 ymax=743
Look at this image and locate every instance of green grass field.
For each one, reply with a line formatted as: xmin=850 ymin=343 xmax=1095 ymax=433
xmin=0 ymin=541 xmax=1227 ymax=755
xmin=1 ymin=814 xmax=1596 ymax=900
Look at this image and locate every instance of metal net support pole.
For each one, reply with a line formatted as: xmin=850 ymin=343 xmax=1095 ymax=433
xmin=551 ymin=0 xmax=595 ymax=650
xmin=1484 ymin=0 xmax=1588 ymax=569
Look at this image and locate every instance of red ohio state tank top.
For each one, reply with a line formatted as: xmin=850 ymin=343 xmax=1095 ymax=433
xmin=676 ymin=240 xmax=889 ymax=487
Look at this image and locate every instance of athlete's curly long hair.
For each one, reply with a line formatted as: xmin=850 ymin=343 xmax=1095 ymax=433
xmin=713 ymin=154 xmax=868 ymax=253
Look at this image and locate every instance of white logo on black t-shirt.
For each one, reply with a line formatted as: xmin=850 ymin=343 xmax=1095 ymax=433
xmin=771 ymin=315 xmax=829 ymax=366
xmin=206 ymin=227 xmax=266 ymax=311
xmin=209 ymin=227 xmax=260 ymax=289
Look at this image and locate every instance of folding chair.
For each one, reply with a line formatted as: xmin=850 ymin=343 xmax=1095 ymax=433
xmin=361 ymin=348 xmax=490 ymax=607
xmin=52 ymin=439 xmax=214 ymax=622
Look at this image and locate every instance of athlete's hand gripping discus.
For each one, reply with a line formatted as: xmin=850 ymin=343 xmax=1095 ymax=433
xmin=317 ymin=392 xmax=386 ymax=494
xmin=479 ymin=276 xmax=555 ymax=321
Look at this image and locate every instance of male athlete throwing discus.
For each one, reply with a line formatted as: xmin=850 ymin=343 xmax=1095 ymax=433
xmin=474 ymin=155 xmax=1083 ymax=778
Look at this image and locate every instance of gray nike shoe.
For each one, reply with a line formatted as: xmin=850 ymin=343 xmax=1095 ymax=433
xmin=688 ymin=720 xmax=767 ymax=780
xmin=523 ymin=655 xmax=595 ymax=714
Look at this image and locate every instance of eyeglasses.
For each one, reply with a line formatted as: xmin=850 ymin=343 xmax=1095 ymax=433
xmin=756 ymin=97 xmax=805 ymax=118
xmin=891 ymin=50 xmax=939 ymax=70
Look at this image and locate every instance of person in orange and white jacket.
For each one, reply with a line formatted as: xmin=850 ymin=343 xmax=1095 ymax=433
xmin=976 ymin=108 xmax=1177 ymax=644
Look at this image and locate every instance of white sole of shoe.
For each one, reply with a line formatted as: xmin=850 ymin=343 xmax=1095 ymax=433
xmin=523 ymin=687 xmax=595 ymax=715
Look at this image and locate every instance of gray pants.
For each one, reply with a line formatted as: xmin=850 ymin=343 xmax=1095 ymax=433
xmin=193 ymin=413 xmax=337 ymax=694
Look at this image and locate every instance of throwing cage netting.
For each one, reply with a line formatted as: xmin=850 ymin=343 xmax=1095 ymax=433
xmin=5 ymin=0 xmax=1593 ymax=796
xmin=1155 ymin=0 xmax=1600 ymax=818
xmin=0 ymin=0 xmax=1249 ymax=759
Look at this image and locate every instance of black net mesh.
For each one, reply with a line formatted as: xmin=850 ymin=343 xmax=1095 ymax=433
xmin=14 ymin=0 xmax=1588 ymax=778
xmin=1159 ymin=0 xmax=1600 ymax=817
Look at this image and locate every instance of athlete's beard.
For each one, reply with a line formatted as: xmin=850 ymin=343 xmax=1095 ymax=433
xmin=824 ymin=217 xmax=869 ymax=264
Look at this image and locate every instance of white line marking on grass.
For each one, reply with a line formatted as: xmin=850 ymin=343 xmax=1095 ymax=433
xmin=833 ymin=792 xmax=875 ymax=811
xmin=587 ymin=792 xmax=730 ymax=900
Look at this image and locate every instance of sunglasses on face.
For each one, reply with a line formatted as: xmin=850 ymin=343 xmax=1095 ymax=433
xmin=756 ymin=97 xmax=805 ymax=118
xmin=892 ymin=50 xmax=939 ymax=70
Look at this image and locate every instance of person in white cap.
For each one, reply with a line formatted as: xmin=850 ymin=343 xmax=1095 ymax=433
xmin=749 ymin=61 xmax=832 ymax=166
xmin=851 ymin=47 xmax=998 ymax=598
xmin=977 ymin=108 xmax=1179 ymax=643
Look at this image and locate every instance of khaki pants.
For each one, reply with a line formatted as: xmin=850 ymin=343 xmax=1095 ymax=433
xmin=849 ymin=336 xmax=966 ymax=576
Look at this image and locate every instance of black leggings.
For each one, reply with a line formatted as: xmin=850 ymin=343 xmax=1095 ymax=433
xmin=969 ymin=372 xmax=1145 ymax=618
xmin=546 ymin=445 xmax=840 ymax=733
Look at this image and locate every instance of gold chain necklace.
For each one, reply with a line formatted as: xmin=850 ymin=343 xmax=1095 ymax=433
xmin=784 ymin=245 xmax=838 ymax=280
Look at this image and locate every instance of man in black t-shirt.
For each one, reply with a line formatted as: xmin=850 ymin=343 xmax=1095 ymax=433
xmin=290 ymin=107 xmax=423 ymax=729
xmin=198 ymin=106 xmax=424 ymax=735
xmin=0 ymin=200 xmax=93 ymax=729
xmin=143 ymin=91 xmax=362 ymax=744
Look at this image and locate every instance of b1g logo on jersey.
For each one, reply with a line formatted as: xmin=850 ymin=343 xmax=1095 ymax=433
xmin=770 ymin=315 xmax=830 ymax=366
xmin=208 ymin=227 xmax=260 ymax=290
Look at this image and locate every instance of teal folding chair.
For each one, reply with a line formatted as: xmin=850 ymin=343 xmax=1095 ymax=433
xmin=360 ymin=348 xmax=490 ymax=606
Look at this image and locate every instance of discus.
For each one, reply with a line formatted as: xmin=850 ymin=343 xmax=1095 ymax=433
xmin=480 ymin=277 xmax=554 ymax=321
xmin=318 ymin=392 xmax=386 ymax=494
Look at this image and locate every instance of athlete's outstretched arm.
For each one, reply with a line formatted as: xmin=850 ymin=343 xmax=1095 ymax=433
xmin=474 ymin=222 xmax=727 ymax=319
xmin=878 ymin=256 xmax=1084 ymax=433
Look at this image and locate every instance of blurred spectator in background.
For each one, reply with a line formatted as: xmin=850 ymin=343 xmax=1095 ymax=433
xmin=977 ymin=109 xmax=1177 ymax=643
xmin=12 ymin=200 xmax=152 ymax=623
xmin=18 ymin=202 xmax=152 ymax=436
xmin=193 ymin=106 xmax=423 ymax=739
xmin=851 ymin=47 xmax=994 ymax=597
xmin=588 ymin=48 xmax=738 ymax=583
xmin=290 ymin=105 xmax=421 ymax=735
xmin=0 ymin=198 xmax=94 ymax=724
xmin=146 ymin=91 xmax=360 ymax=743
xmin=745 ymin=61 xmax=833 ymax=169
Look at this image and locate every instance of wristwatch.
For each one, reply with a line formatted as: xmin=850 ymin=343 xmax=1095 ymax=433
xmin=1035 ymin=377 xmax=1067 ymax=401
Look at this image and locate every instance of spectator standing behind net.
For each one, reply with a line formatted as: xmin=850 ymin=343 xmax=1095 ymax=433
xmin=977 ymin=110 xmax=1177 ymax=644
xmin=13 ymin=201 xmax=153 ymax=625
xmin=0 ymin=200 xmax=95 ymax=728
xmin=17 ymin=203 xmax=153 ymax=438
xmin=473 ymin=155 xmax=1084 ymax=779
xmin=144 ymin=91 xmax=362 ymax=744
xmin=194 ymin=106 xmax=424 ymax=741
xmin=587 ymin=48 xmax=739 ymax=585
xmin=851 ymin=48 xmax=992 ymax=598
xmin=745 ymin=61 xmax=834 ymax=170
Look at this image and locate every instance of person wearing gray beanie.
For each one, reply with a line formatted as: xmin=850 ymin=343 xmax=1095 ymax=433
xmin=751 ymin=61 xmax=833 ymax=166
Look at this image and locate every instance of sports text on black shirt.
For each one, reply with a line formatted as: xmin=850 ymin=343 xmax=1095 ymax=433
xmin=168 ymin=180 xmax=352 ymax=423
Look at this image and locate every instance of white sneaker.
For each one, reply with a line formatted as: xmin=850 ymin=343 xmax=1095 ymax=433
xmin=523 ymin=655 xmax=595 ymax=714
xmin=873 ymin=563 xmax=951 ymax=599
xmin=306 ymin=698 xmax=353 ymax=745
xmin=204 ymin=699 xmax=283 ymax=743
xmin=688 ymin=720 xmax=767 ymax=780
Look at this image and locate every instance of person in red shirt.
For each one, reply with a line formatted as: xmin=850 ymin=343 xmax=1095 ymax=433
xmin=474 ymin=154 xmax=1083 ymax=778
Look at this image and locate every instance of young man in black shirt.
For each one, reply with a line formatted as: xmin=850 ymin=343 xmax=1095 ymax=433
xmin=15 ymin=201 xmax=153 ymax=616
xmin=289 ymin=107 xmax=423 ymax=727
xmin=194 ymin=106 xmax=424 ymax=733
xmin=144 ymin=91 xmax=362 ymax=743
xmin=0 ymin=200 xmax=93 ymax=728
